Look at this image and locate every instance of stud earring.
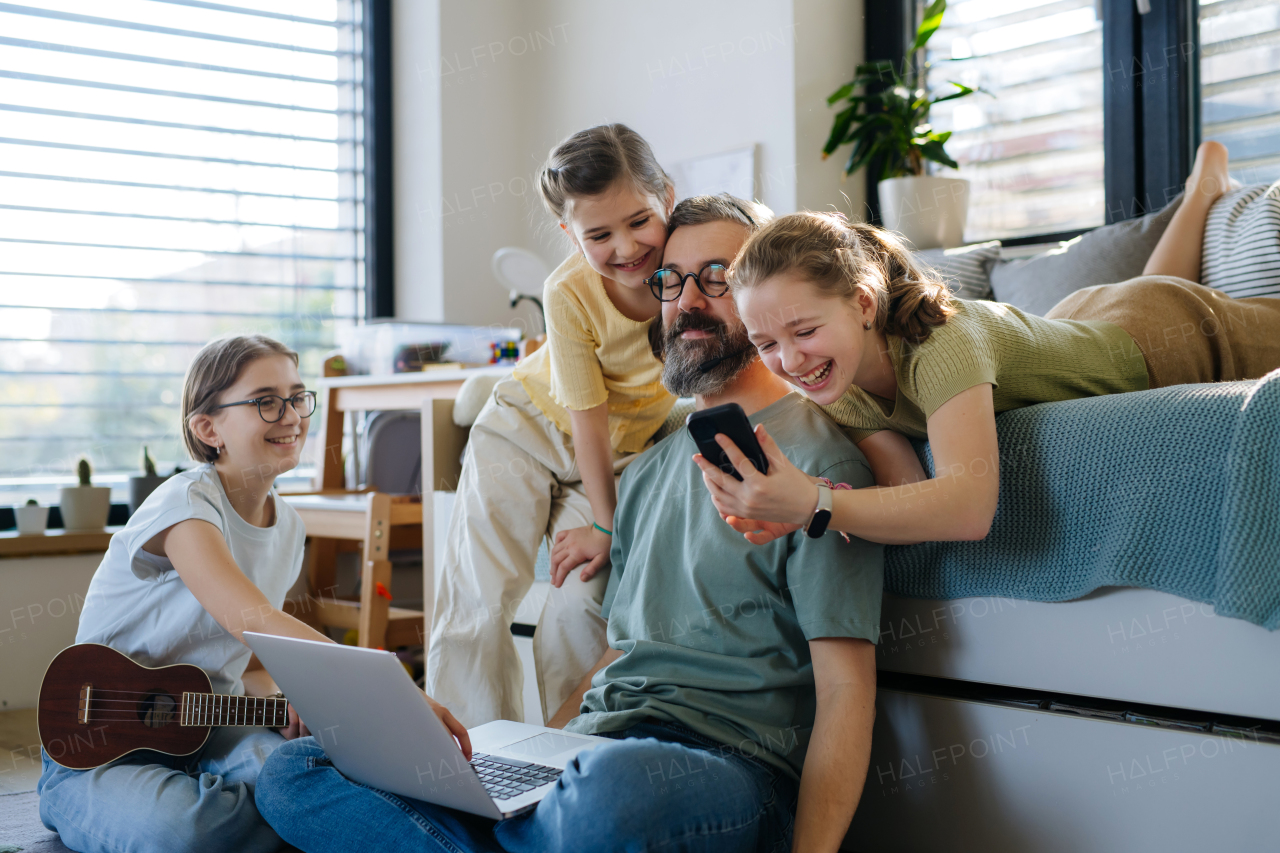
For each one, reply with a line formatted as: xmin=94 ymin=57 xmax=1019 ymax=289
xmin=863 ymin=320 xmax=872 ymax=330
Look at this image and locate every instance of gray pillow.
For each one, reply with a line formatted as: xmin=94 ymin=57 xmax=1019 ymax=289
xmin=914 ymin=240 xmax=1002 ymax=300
xmin=1201 ymin=182 xmax=1280 ymax=299
xmin=990 ymin=194 xmax=1184 ymax=316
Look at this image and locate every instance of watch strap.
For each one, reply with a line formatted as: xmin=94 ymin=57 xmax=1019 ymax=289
xmin=804 ymin=482 xmax=833 ymax=538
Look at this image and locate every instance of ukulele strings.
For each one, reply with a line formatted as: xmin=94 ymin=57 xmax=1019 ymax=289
xmin=75 ymin=705 xmax=289 ymax=720
xmin=73 ymin=706 xmax=289 ymax=712
xmin=75 ymin=687 xmax=286 ymax=700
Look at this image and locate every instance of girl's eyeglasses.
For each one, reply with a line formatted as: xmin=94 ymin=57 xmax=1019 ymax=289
xmin=214 ymin=390 xmax=317 ymax=423
xmin=646 ymin=263 xmax=730 ymax=302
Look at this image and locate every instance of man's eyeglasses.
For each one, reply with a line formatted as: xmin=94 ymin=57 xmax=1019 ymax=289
xmin=214 ymin=391 xmax=317 ymax=423
xmin=646 ymin=263 xmax=731 ymax=302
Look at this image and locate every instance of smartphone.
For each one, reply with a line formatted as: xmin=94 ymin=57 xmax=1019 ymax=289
xmin=686 ymin=403 xmax=768 ymax=481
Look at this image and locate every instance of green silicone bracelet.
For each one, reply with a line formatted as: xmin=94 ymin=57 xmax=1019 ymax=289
xmin=593 ymin=522 xmax=613 ymax=536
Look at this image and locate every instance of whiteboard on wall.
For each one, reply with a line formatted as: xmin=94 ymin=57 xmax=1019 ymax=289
xmin=668 ymin=146 xmax=756 ymax=202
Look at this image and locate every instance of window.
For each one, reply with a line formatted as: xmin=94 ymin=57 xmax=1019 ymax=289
xmin=1200 ymin=0 xmax=1280 ymax=185
xmin=0 ymin=0 xmax=365 ymax=505
xmin=925 ymin=0 xmax=1107 ymax=242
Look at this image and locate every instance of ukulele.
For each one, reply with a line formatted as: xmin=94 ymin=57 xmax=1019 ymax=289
xmin=38 ymin=643 xmax=290 ymax=770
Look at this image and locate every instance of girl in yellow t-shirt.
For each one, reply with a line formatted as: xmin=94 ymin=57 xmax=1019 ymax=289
xmin=692 ymin=141 xmax=1280 ymax=548
xmin=426 ymin=123 xmax=676 ymax=727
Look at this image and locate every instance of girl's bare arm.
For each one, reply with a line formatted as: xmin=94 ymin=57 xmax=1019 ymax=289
xmin=147 ymin=518 xmax=332 ymax=645
xmin=855 ymin=429 xmax=929 ymax=487
xmin=701 ymin=385 xmax=1000 ymax=545
xmin=828 ymin=383 xmax=1000 ymax=543
xmin=550 ymin=402 xmax=617 ymax=586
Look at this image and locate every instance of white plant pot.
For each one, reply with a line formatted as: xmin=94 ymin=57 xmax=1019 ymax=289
xmin=59 ymin=486 xmax=111 ymax=531
xmin=877 ymin=176 xmax=970 ymax=250
xmin=15 ymin=505 xmax=49 ymax=536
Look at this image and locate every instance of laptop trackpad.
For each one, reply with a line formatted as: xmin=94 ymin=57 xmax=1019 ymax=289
xmin=502 ymin=731 xmax=599 ymax=765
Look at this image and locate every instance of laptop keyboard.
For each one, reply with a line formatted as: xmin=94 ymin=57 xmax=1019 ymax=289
xmin=471 ymin=753 xmax=562 ymax=801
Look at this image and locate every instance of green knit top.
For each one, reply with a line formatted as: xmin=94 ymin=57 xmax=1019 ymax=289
xmin=822 ymin=298 xmax=1150 ymax=443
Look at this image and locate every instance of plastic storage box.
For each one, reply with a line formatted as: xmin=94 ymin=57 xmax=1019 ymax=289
xmin=337 ymin=322 xmax=523 ymax=375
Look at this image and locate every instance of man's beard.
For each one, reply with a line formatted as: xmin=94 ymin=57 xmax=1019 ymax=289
xmin=659 ymin=311 xmax=758 ymax=397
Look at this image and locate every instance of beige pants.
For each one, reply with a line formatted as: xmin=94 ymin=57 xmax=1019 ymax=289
xmin=1046 ymin=275 xmax=1280 ymax=387
xmin=424 ymin=377 xmax=635 ymax=728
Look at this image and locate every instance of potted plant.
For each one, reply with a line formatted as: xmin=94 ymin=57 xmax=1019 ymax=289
xmin=128 ymin=446 xmax=168 ymax=515
xmin=822 ymin=0 xmax=986 ymax=249
xmin=59 ymin=457 xmax=112 ymax=532
xmin=15 ymin=498 xmax=48 ymax=536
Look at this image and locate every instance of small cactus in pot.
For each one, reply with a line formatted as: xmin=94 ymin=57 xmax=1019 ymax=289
xmin=15 ymin=497 xmax=49 ymax=536
xmin=60 ymin=456 xmax=112 ymax=532
xmin=128 ymin=446 xmax=170 ymax=516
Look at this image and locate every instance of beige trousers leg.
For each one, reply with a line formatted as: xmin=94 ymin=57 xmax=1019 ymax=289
xmin=1045 ymin=275 xmax=1280 ymax=388
xmin=424 ymin=377 xmax=632 ymax=728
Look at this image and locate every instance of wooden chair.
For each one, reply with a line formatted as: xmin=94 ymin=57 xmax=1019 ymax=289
xmin=283 ymin=491 xmax=428 ymax=650
xmin=279 ymin=353 xmax=462 ymax=650
xmin=283 ymin=371 xmax=470 ymax=652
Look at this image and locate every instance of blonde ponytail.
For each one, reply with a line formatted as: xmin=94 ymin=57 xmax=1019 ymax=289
xmin=729 ymin=212 xmax=956 ymax=344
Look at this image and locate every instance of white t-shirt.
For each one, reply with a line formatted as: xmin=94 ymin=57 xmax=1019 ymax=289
xmin=76 ymin=464 xmax=305 ymax=696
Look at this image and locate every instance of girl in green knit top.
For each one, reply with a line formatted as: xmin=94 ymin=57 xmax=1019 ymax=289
xmin=695 ymin=141 xmax=1280 ymax=546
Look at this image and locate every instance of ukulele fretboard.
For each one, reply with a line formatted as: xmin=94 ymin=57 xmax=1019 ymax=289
xmin=180 ymin=693 xmax=289 ymax=728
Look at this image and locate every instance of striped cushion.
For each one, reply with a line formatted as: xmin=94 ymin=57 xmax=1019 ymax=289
xmin=1202 ymin=182 xmax=1280 ymax=298
xmin=914 ymin=240 xmax=1002 ymax=300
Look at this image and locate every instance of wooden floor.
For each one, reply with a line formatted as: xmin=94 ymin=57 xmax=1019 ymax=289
xmin=0 ymin=708 xmax=43 ymax=794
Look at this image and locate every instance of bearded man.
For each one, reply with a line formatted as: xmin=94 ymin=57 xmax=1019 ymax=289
xmin=256 ymin=195 xmax=884 ymax=853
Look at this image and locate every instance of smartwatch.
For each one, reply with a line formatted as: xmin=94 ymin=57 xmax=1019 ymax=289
xmin=804 ymin=482 xmax=833 ymax=538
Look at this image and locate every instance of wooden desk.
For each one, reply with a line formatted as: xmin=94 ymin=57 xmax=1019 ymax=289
xmin=314 ymin=367 xmax=508 ymax=491
xmin=310 ymin=366 xmax=509 ymax=652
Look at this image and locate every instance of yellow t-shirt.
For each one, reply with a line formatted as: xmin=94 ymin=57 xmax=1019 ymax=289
xmin=512 ymin=253 xmax=675 ymax=453
xmin=822 ymin=298 xmax=1150 ymax=443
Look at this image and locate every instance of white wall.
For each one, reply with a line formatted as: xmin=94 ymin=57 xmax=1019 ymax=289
xmin=392 ymin=0 xmax=445 ymax=323
xmin=793 ymin=0 xmax=866 ymax=216
xmin=394 ymin=0 xmax=864 ymax=326
xmin=0 ymin=554 xmax=101 ymax=710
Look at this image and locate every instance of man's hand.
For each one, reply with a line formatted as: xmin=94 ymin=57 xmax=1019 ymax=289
xmin=693 ymin=425 xmax=819 ymax=532
xmin=425 ymin=693 xmax=472 ymax=761
xmin=549 ymin=524 xmax=611 ymax=588
xmin=723 ymin=516 xmax=803 ymax=546
xmin=278 ymin=704 xmax=311 ymax=741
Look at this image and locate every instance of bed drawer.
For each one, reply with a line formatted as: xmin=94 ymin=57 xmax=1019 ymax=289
xmin=844 ymin=688 xmax=1280 ymax=853
xmin=877 ymin=588 xmax=1280 ymax=720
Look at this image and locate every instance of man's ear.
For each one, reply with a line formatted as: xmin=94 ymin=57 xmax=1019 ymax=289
xmin=648 ymin=317 xmax=665 ymax=362
xmin=188 ymin=413 xmax=221 ymax=453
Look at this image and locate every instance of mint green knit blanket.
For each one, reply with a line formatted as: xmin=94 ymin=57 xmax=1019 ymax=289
xmin=886 ymin=370 xmax=1280 ymax=629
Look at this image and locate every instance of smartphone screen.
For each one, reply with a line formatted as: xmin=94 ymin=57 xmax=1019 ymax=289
xmin=686 ymin=403 xmax=768 ymax=481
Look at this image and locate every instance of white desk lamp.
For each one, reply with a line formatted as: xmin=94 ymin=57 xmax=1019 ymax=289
xmin=491 ymin=247 xmax=551 ymax=333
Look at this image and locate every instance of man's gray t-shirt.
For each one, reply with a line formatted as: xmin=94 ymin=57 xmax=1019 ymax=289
xmin=565 ymin=393 xmax=883 ymax=779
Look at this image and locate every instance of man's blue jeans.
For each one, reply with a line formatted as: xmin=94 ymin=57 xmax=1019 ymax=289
xmin=255 ymin=721 xmax=798 ymax=853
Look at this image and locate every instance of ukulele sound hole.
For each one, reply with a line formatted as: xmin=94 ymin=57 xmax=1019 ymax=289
xmin=137 ymin=692 xmax=178 ymax=729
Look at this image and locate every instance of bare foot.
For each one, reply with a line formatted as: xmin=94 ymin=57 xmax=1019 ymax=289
xmin=1186 ymin=141 xmax=1231 ymax=205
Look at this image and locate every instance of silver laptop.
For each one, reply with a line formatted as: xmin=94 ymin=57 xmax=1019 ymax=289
xmin=242 ymin=632 xmax=611 ymax=819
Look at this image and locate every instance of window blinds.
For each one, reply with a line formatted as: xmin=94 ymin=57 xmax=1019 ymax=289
xmin=0 ymin=0 xmax=365 ymax=490
xmin=1201 ymin=0 xmax=1280 ymax=186
xmin=924 ymin=0 xmax=1106 ymax=241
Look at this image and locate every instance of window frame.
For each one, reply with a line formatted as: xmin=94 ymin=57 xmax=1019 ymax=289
xmin=364 ymin=0 xmax=395 ymax=318
xmin=863 ymin=0 xmax=1201 ymax=240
